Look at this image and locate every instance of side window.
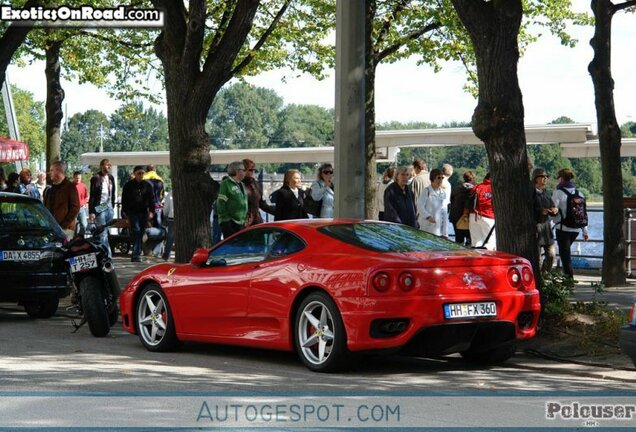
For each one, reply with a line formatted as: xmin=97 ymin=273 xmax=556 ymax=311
xmin=269 ymin=233 xmax=306 ymax=258
xmin=209 ymin=229 xmax=282 ymax=266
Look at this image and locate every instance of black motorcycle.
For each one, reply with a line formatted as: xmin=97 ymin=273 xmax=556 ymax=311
xmin=65 ymin=221 xmax=120 ymax=337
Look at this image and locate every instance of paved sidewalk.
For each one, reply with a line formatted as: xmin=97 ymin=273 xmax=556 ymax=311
xmin=571 ymin=273 xmax=636 ymax=311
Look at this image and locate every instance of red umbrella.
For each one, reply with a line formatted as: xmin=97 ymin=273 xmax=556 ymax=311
xmin=0 ymin=137 xmax=29 ymax=162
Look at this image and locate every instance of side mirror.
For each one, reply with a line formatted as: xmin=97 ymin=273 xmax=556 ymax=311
xmin=189 ymin=248 xmax=209 ymax=267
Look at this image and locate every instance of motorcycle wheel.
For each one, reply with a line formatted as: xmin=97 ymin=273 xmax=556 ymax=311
xmin=80 ymin=276 xmax=110 ymax=337
xmin=108 ymin=302 xmax=119 ymax=327
xmin=24 ymin=297 xmax=59 ymax=319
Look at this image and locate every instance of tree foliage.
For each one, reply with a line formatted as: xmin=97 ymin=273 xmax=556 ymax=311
xmin=0 ymin=85 xmax=45 ymax=155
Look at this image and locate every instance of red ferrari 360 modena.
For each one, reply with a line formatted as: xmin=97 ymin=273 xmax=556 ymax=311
xmin=120 ymin=219 xmax=540 ymax=372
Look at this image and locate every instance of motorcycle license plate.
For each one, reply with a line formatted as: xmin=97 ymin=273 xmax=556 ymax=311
xmin=68 ymin=253 xmax=98 ymax=273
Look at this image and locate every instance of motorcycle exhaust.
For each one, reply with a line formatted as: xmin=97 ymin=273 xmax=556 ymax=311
xmin=103 ymin=261 xmax=121 ymax=297
xmin=102 ymin=261 xmax=115 ymax=273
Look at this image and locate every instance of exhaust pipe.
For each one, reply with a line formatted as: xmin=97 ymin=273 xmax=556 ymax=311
xmin=103 ymin=260 xmax=121 ymax=298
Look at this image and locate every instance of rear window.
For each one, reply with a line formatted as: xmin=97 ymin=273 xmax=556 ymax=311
xmin=0 ymin=198 xmax=62 ymax=232
xmin=318 ymin=222 xmax=466 ymax=253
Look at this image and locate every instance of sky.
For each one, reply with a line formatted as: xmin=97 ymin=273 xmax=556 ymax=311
xmin=6 ymin=8 xmax=635 ymax=130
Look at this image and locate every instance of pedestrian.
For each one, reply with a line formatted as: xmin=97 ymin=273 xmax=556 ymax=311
xmin=5 ymin=172 xmax=20 ymax=193
xmin=469 ymin=172 xmax=496 ymax=250
xmin=216 ymin=161 xmax=248 ymax=238
xmin=72 ymin=171 xmax=89 ymax=237
xmin=410 ymin=159 xmax=430 ymax=206
xmin=274 ymin=169 xmax=308 ymax=221
xmin=242 ymin=159 xmax=274 ymax=226
xmin=35 ymin=171 xmax=47 ymax=200
xmin=18 ymin=169 xmax=41 ymax=199
xmin=533 ymin=168 xmax=558 ymax=273
xmin=89 ymin=159 xmax=116 ymax=257
xmin=383 ymin=166 xmax=418 ymax=228
xmin=310 ymin=163 xmax=335 ymax=218
xmin=43 ymin=161 xmax=80 ymax=240
xmin=161 ymin=190 xmax=174 ymax=261
xmin=121 ymin=165 xmax=154 ymax=262
xmin=449 ymin=170 xmax=475 ymax=246
xmin=376 ymin=166 xmax=395 ymax=221
xmin=552 ymin=168 xmax=589 ymax=278
xmin=0 ymin=167 xmax=6 ymax=190
xmin=417 ymin=168 xmax=448 ymax=236
xmin=441 ymin=163 xmax=453 ymax=210
xmin=143 ymin=164 xmax=165 ymax=227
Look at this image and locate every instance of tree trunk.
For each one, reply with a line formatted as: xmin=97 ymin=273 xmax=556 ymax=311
xmin=588 ymin=0 xmax=626 ymax=286
xmin=450 ymin=1 xmax=540 ymax=282
xmin=45 ymin=39 xmax=65 ymax=172
xmin=364 ymin=1 xmax=377 ymax=219
xmin=153 ymin=0 xmax=260 ymax=262
xmin=0 ymin=0 xmax=39 ymax=88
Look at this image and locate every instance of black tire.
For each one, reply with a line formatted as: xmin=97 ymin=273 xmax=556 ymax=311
xmin=108 ymin=302 xmax=119 ymax=327
xmin=135 ymin=283 xmax=180 ymax=351
xmin=24 ymin=297 xmax=59 ymax=319
xmin=461 ymin=342 xmax=516 ymax=365
xmin=80 ymin=276 xmax=110 ymax=337
xmin=294 ymin=291 xmax=350 ymax=372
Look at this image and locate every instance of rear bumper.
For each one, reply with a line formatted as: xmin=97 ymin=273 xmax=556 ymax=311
xmin=340 ymin=291 xmax=540 ymax=353
xmin=0 ymin=271 xmax=70 ymax=302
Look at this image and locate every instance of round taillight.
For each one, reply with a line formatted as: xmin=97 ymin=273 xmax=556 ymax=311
xmin=507 ymin=267 xmax=521 ymax=288
xmin=373 ymin=272 xmax=390 ymax=292
xmin=521 ymin=267 xmax=533 ymax=285
xmin=398 ymin=272 xmax=415 ymax=291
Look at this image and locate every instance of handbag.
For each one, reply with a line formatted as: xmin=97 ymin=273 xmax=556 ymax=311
xmin=456 ymin=214 xmax=470 ymax=230
xmin=303 ymin=188 xmax=323 ymax=217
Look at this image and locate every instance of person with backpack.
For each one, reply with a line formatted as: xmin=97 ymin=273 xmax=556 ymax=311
xmin=468 ymin=172 xmax=496 ymax=250
xmin=552 ymin=168 xmax=589 ymax=278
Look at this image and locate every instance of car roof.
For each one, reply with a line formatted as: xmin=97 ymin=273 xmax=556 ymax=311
xmin=255 ymin=218 xmax=388 ymax=230
xmin=0 ymin=191 xmax=41 ymax=203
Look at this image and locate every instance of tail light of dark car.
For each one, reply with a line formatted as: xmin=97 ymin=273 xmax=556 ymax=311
xmin=70 ymin=242 xmax=91 ymax=252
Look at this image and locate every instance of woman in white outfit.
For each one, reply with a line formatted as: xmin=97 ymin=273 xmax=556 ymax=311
xmin=310 ymin=163 xmax=335 ymax=218
xmin=417 ymin=168 xmax=448 ymax=236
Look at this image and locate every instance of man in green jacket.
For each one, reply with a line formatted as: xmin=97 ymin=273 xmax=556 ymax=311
xmin=216 ymin=161 xmax=248 ymax=238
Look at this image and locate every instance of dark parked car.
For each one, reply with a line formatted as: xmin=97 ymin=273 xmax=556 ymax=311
xmin=0 ymin=191 xmax=70 ymax=318
xmin=619 ymin=299 xmax=636 ymax=368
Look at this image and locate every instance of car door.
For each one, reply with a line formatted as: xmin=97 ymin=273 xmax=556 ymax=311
xmin=172 ymin=229 xmax=275 ymax=338
xmin=248 ymin=231 xmax=307 ymax=345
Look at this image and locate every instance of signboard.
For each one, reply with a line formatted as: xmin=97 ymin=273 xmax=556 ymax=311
xmin=0 ymin=137 xmax=29 ymax=162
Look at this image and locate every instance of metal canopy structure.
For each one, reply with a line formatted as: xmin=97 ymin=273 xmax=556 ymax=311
xmin=80 ymin=122 xmax=630 ymax=168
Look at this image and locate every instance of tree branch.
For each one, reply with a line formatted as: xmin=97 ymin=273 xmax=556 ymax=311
xmin=0 ymin=0 xmax=41 ymax=87
xmin=77 ymin=30 xmax=154 ymax=50
xmin=183 ymin=0 xmax=207 ymax=72
xmin=231 ymin=0 xmax=291 ymax=76
xmin=375 ymin=0 xmax=411 ymax=50
xmin=613 ymin=0 xmax=636 ymax=12
xmin=209 ymin=1 xmax=236 ymax=53
xmin=150 ymin=0 xmax=188 ymax=61
xmin=377 ymin=21 xmax=441 ymax=63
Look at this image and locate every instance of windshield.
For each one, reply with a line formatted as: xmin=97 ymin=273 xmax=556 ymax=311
xmin=0 ymin=198 xmax=63 ymax=233
xmin=318 ymin=222 xmax=466 ymax=253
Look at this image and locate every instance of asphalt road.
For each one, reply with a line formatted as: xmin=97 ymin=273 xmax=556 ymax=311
xmin=2 ymin=256 xmax=636 ymax=428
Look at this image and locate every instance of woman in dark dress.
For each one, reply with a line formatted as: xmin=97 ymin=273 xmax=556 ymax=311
xmin=274 ymin=169 xmax=308 ymax=221
xmin=383 ymin=166 xmax=418 ymax=228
